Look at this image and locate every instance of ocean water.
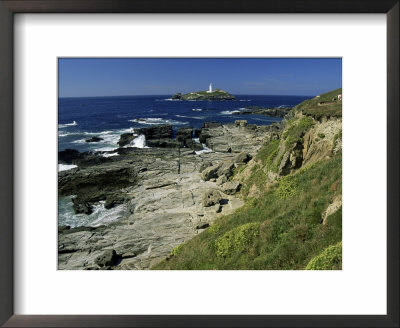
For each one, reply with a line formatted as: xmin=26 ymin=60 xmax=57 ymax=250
xmin=58 ymin=94 xmax=310 ymax=153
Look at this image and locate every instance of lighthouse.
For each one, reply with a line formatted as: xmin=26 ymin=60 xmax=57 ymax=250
xmin=207 ymin=83 xmax=213 ymax=93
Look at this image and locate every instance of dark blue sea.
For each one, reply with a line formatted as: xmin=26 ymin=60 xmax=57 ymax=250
xmin=58 ymin=94 xmax=310 ymax=153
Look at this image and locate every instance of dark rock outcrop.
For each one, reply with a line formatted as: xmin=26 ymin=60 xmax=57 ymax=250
xmin=234 ymin=152 xmax=252 ymax=165
xmin=202 ymin=122 xmax=222 ymax=129
xmin=176 ymin=127 xmax=193 ymax=147
xmin=237 ymin=106 xmax=292 ymax=117
xmin=85 ymin=136 xmax=103 ymax=143
xmin=172 ymin=93 xmax=182 ymax=100
xmin=104 ymin=193 xmax=126 ymax=209
xmin=72 ymin=196 xmax=93 ymax=215
xmin=59 ymin=149 xmax=85 ymax=164
xmin=146 ymin=139 xmax=180 ymax=148
xmin=118 ymin=133 xmax=135 ymax=147
xmin=137 ymin=125 xmax=173 ymax=140
xmin=95 ymin=249 xmax=117 ymax=267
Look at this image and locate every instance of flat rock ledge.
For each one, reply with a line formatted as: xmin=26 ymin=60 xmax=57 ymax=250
xmin=58 ymin=122 xmax=274 ymax=270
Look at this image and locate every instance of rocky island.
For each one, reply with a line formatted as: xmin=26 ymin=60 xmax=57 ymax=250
xmin=172 ymin=84 xmax=235 ymax=101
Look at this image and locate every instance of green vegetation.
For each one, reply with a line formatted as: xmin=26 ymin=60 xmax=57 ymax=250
xmin=296 ymin=88 xmax=342 ymax=120
xmin=153 ymin=155 xmax=342 ymax=270
xmin=230 ymin=164 xmax=247 ymax=180
xmin=256 ymin=139 xmax=280 ymax=172
xmin=333 ymin=129 xmax=342 ymax=149
xmin=170 ymin=244 xmax=184 ymax=257
xmin=214 ymin=223 xmax=260 ymax=258
xmin=240 ymin=164 xmax=267 ymax=198
xmin=306 ymin=241 xmax=342 ymax=270
xmin=275 ymin=175 xmax=297 ymax=199
xmin=317 ymin=133 xmax=325 ymax=139
xmin=283 ymin=116 xmax=315 ymax=147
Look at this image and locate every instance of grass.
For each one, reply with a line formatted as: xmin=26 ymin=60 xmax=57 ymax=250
xmin=153 ymin=154 xmax=342 ymax=270
xmin=240 ymin=164 xmax=268 ymax=197
xmin=256 ymin=139 xmax=280 ymax=172
xmin=333 ymin=129 xmax=342 ymax=149
xmin=283 ymin=116 xmax=315 ymax=147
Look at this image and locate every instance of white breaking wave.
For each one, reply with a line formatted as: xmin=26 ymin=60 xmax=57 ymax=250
xmin=101 ymin=152 xmax=119 ymax=158
xmin=59 ymin=121 xmax=77 ymax=128
xmin=195 ymin=144 xmax=213 ymax=155
xmin=239 ymin=99 xmax=251 ymax=102
xmin=192 ymin=108 xmax=203 ymax=111
xmin=58 ymin=164 xmax=77 ymax=172
xmin=59 ymin=132 xmax=73 ymax=137
xmin=220 ymin=110 xmax=240 ymax=115
xmin=94 ymin=146 xmax=118 ymax=152
xmin=175 ymin=114 xmax=205 ymax=120
xmin=83 ymin=130 xmax=113 ymax=136
xmin=129 ymin=117 xmax=189 ymax=125
xmin=156 ymin=98 xmax=181 ymax=101
xmin=193 ymin=138 xmax=200 ymax=144
xmin=72 ymin=139 xmax=86 ymax=144
xmin=129 ymin=134 xmax=149 ymax=148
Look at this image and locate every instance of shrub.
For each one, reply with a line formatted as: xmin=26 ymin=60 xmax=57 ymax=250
xmin=170 ymin=244 xmax=184 ymax=257
xmin=215 ymin=223 xmax=260 ymax=257
xmin=305 ymin=241 xmax=342 ymax=270
xmin=333 ymin=129 xmax=342 ymax=148
xmin=276 ymin=175 xmax=297 ymax=199
xmin=317 ymin=133 xmax=325 ymax=139
xmin=208 ymin=223 xmax=221 ymax=235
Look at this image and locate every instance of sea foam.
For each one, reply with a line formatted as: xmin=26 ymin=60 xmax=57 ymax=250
xmin=129 ymin=117 xmax=189 ymax=125
xmin=58 ymin=164 xmax=77 ymax=172
xmin=195 ymin=144 xmax=213 ymax=155
xmin=59 ymin=121 xmax=77 ymax=128
xmin=129 ymin=134 xmax=149 ymax=148
xmin=58 ymin=197 xmax=126 ymax=228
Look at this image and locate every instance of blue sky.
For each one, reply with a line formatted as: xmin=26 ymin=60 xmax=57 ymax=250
xmin=58 ymin=58 xmax=341 ymax=97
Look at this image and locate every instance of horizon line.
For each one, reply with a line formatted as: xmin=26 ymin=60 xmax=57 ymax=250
xmin=58 ymin=93 xmax=318 ymax=99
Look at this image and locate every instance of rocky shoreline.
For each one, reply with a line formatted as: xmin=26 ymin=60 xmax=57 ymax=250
xmin=58 ymin=120 xmax=282 ymax=270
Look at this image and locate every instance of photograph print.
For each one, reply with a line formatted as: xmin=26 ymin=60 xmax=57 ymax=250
xmin=58 ymin=58 xmax=342 ymax=270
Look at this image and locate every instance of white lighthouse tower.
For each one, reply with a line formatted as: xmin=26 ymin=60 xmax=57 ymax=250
xmin=207 ymin=83 xmax=213 ymax=93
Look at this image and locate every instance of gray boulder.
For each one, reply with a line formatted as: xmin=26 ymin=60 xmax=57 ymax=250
xmin=201 ymin=164 xmax=220 ymax=181
xmin=216 ymin=175 xmax=227 ymax=186
xmin=202 ymin=189 xmax=223 ymax=207
xmin=217 ymin=161 xmax=235 ymax=178
xmin=222 ymin=181 xmax=241 ymax=195
xmin=234 ymin=152 xmax=252 ymax=165
xmin=95 ymin=249 xmax=117 ymax=267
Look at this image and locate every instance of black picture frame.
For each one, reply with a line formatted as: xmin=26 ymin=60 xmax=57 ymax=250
xmin=0 ymin=1 xmax=398 ymax=327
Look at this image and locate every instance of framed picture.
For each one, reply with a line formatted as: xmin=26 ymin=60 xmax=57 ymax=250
xmin=0 ymin=0 xmax=398 ymax=327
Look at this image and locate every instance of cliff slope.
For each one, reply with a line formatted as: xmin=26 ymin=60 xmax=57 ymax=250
xmin=153 ymin=88 xmax=342 ymax=270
